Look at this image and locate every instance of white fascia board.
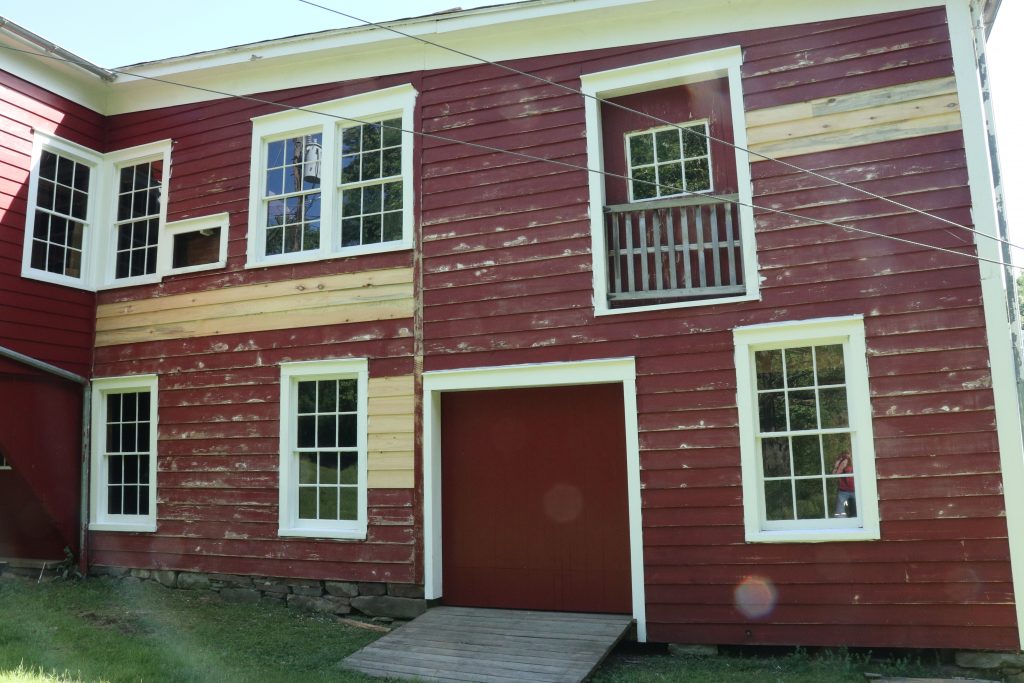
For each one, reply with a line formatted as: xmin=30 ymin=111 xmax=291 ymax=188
xmin=102 ymin=0 xmax=951 ymax=115
xmin=0 ymin=33 xmax=107 ymax=113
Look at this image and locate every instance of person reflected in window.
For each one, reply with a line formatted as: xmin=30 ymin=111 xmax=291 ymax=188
xmin=832 ymin=451 xmax=856 ymax=517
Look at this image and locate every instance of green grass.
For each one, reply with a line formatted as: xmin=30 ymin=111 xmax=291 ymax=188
xmin=0 ymin=577 xmax=984 ymax=683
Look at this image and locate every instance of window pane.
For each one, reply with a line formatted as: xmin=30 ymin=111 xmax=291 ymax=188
xmin=382 ymin=147 xmax=401 ymax=177
xmin=298 ymin=487 xmax=317 ymax=519
xmin=297 ymin=415 xmax=316 ymax=448
xmin=339 ymin=452 xmax=358 ymax=485
xmin=764 ymin=480 xmax=793 ymax=521
xmin=383 ymin=212 xmax=403 ymax=242
xmin=382 ymin=118 xmax=402 ymax=147
xmin=684 ymin=159 xmax=710 ymax=191
xmin=761 ymin=438 xmax=790 ymax=477
xmin=383 ymin=181 xmax=403 ymax=211
xmin=682 ymin=125 xmax=708 ymax=157
xmin=317 ymin=380 xmax=337 ymax=412
xmin=788 ymin=390 xmax=817 ymax=431
xmin=338 ymin=380 xmax=357 ymax=411
xmin=341 ymin=127 xmax=360 ymax=155
xmin=341 ymin=219 xmax=360 ymax=247
xmin=655 ymin=129 xmax=680 ymax=162
xmin=317 ymin=415 xmax=338 ymax=448
xmin=792 ymin=434 xmax=822 ymax=476
xmin=361 ymin=150 xmax=381 ymax=180
xmin=755 ymin=350 xmax=784 ymax=390
xmin=631 ymin=166 xmax=656 ymax=200
xmin=40 ymin=151 xmax=57 ymax=180
xmin=629 ymin=134 xmax=654 ymax=166
xmin=785 ymin=347 xmax=814 ymax=387
xmin=819 ymin=388 xmax=849 ymax=428
xmin=339 ymin=415 xmax=357 ymax=448
xmin=297 ymin=381 xmax=317 ymax=413
xmin=108 ymin=454 xmax=123 ymax=484
xmin=341 ymin=188 xmax=361 ymax=217
xmin=362 ymin=123 xmax=381 ymax=151
xmin=339 ymin=488 xmax=358 ymax=521
xmin=757 ymin=392 xmax=786 ymax=433
xmin=362 ymin=185 xmax=382 ymax=213
xmin=823 ymin=433 xmax=853 ymax=469
xmin=815 ymin=345 xmax=846 ymax=385
xmin=319 ymin=487 xmax=339 ymax=520
xmin=299 ymin=453 xmax=318 ymax=484
xmin=657 ymin=163 xmax=683 ymax=194
xmin=123 ymin=484 xmax=139 ymax=516
xmin=795 ymin=479 xmax=825 ymax=520
xmin=123 ymin=393 xmax=137 ymax=421
xmin=362 ymin=215 xmax=382 ymax=245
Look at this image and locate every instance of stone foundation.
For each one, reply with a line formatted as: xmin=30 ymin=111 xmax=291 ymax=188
xmin=89 ymin=566 xmax=426 ymax=621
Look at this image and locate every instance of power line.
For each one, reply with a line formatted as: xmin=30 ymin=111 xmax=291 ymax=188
xmin=298 ymin=0 xmax=1019 ymax=253
xmin=0 ymin=41 xmax=1017 ymax=270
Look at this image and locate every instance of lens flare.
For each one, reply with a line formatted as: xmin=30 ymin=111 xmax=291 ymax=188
xmin=734 ymin=576 xmax=778 ymax=619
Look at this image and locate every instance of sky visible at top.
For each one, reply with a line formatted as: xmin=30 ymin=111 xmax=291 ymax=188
xmin=2 ymin=0 xmax=1022 ymax=264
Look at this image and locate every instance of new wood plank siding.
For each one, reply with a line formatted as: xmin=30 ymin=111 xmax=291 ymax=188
xmin=418 ymin=7 xmax=1015 ymax=649
xmin=90 ymin=76 xmax=421 ymax=582
xmin=0 ymin=70 xmax=101 ymax=376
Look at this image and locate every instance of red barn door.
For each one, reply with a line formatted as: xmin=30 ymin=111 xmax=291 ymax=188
xmin=441 ymin=383 xmax=631 ymax=614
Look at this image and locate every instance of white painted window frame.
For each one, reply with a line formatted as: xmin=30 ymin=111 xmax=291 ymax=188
xmin=278 ymin=358 xmax=369 ymax=540
xmin=625 ymin=119 xmax=713 ymax=201
xmin=421 ymin=358 xmax=648 ymax=642
xmin=89 ymin=374 xmax=159 ymax=533
xmin=158 ymin=212 xmax=230 ymax=276
xmin=580 ymin=46 xmax=759 ymax=316
xmin=21 ymin=133 xmax=177 ymax=291
xmin=21 ymin=132 xmax=102 ymax=290
xmin=734 ymin=315 xmax=880 ymax=543
xmin=246 ymin=84 xmax=417 ymax=269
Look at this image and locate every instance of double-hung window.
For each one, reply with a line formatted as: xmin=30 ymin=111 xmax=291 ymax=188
xmin=734 ymin=316 xmax=880 ymax=542
xmin=22 ymin=134 xmax=174 ymax=290
xmin=90 ymin=375 xmax=158 ymax=533
xmin=247 ymin=84 xmax=416 ymax=268
xmin=278 ymin=359 xmax=369 ymax=539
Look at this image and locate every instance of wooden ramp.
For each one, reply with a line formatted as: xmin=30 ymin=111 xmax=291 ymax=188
xmin=343 ymin=606 xmax=633 ymax=682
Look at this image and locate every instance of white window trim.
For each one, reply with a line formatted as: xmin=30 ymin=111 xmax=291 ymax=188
xmin=89 ymin=374 xmax=159 ymax=533
xmin=580 ymin=46 xmax=760 ymax=316
xmin=158 ymin=212 xmax=230 ymax=276
xmin=246 ymin=84 xmax=417 ymax=269
xmin=96 ymin=140 xmax=174 ymax=290
xmin=21 ymin=132 xmax=102 ymax=290
xmin=21 ymin=134 xmax=175 ymax=291
xmin=278 ymin=358 xmax=369 ymax=540
xmin=625 ymin=119 xmax=713 ymax=202
xmin=734 ymin=315 xmax=880 ymax=543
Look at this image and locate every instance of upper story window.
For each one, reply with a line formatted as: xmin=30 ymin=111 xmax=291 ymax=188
xmin=627 ymin=121 xmax=711 ymax=201
xmin=733 ymin=316 xmax=880 ymax=543
xmin=21 ymin=133 xmax=175 ymax=291
xmin=247 ymin=84 xmax=416 ymax=269
xmin=580 ymin=47 xmax=759 ymax=315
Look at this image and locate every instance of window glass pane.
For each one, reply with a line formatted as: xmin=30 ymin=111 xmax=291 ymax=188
xmin=788 ymin=390 xmax=817 ymax=431
xmin=298 ymin=487 xmax=317 ymax=519
xmin=341 ymin=127 xmax=360 ymax=155
xmin=819 ymin=387 xmax=849 ymax=429
xmin=655 ymin=129 xmax=680 ymax=162
xmin=317 ymin=380 xmax=337 ymax=412
xmin=761 ymin=438 xmax=790 ymax=477
xmin=339 ymin=380 xmax=357 ymax=411
xmin=361 ymin=150 xmax=381 ymax=180
xmin=823 ymin=433 xmax=853 ymax=469
xmin=339 ymin=415 xmax=357 ymax=448
xmin=362 ymin=215 xmax=382 ymax=245
xmin=339 ymin=488 xmax=358 ymax=521
xmin=362 ymin=123 xmax=381 ymax=151
xmin=757 ymin=392 xmax=786 ymax=433
xmin=382 ymin=118 xmax=402 ymax=147
xmin=628 ymin=134 xmax=654 ymax=166
xmin=383 ymin=212 xmax=403 ymax=242
xmin=383 ymin=181 xmax=403 ymax=212
xmin=631 ymin=166 xmax=656 ymax=200
xmin=785 ymin=347 xmax=814 ymax=387
xmin=108 ymin=454 xmax=123 ymax=484
xmin=339 ymin=452 xmax=358 ymax=485
xmin=684 ymin=159 xmax=711 ymax=191
xmin=795 ymin=479 xmax=825 ymax=520
xmin=297 ymin=415 xmax=316 ymax=448
xmin=40 ymin=150 xmax=57 ymax=179
xmin=341 ymin=219 xmax=360 ymax=247
xmin=682 ymin=125 xmax=708 ymax=157
xmin=792 ymin=434 xmax=822 ymax=476
xmin=815 ymin=345 xmax=845 ymax=385
xmin=320 ymin=452 xmax=339 ymax=484
xmin=657 ymin=163 xmax=683 ymax=194
xmin=319 ymin=487 xmax=339 ymax=520
xmin=755 ymin=350 xmax=784 ymax=390
xmin=299 ymin=453 xmax=318 ymax=485
xmin=317 ymin=415 xmax=338 ymax=448
xmin=764 ymin=480 xmax=793 ymax=521
xmin=382 ymin=147 xmax=401 ymax=177
xmin=297 ymin=381 xmax=317 ymax=413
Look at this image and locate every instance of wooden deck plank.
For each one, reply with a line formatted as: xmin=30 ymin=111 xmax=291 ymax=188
xmin=343 ymin=606 xmax=633 ymax=683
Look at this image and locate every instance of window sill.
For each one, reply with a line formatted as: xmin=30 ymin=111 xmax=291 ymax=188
xmin=245 ymin=240 xmax=413 ymax=270
xmin=595 ymin=291 xmax=759 ymax=316
xmin=89 ymin=521 xmax=157 ymax=533
xmin=278 ymin=525 xmax=367 ymax=541
xmin=745 ymin=527 xmax=880 ymax=544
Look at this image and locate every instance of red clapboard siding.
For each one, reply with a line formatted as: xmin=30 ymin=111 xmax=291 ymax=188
xmin=412 ymin=7 xmax=1008 ymax=650
xmin=0 ymin=70 xmax=100 ymax=377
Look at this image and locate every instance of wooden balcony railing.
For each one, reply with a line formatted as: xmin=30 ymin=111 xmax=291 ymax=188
xmin=604 ymin=194 xmax=745 ymax=305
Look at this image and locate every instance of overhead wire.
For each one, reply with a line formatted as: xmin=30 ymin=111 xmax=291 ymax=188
xmin=0 ymin=41 xmax=1018 ymax=270
xmin=297 ymin=0 xmax=1020 ymax=253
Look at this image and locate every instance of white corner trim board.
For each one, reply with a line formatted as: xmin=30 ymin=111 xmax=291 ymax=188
xmin=421 ymin=358 xmax=647 ymax=642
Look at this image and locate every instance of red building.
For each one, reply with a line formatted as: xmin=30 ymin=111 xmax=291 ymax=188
xmin=2 ymin=0 xmax=1023 ymax=651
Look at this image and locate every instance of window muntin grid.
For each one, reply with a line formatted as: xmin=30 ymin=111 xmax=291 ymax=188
xmin=263 ymin=134 xmax=322 ymax=256
xmin=104 ymin=390 xmax=152 ymax=517
xmin=754 ymin=344 xmax=858 ymax=525
xmin=339 ymin=119 xmax=403 ymax=248
xmin=294 ymin=378 xmax=359 ymax=521
xmin=114 ymin=160 xmax=163 ymax=279
xmin=30 ymin=150 xmax=89 ymax=278
xmin=626 ymin=121 xmax=711 ymax=201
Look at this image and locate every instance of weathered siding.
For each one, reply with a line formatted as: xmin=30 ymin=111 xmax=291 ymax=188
xmin=417 ymin=7 xmax=1014 ymax=650
xmin=0 ymin=69 xmax=102 ymax=376
xmin=89 ymin=76 xmax=421 ymax=580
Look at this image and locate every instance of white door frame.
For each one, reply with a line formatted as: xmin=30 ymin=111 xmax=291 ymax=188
xmin=422 ymin=357 xmax=647 ymax=641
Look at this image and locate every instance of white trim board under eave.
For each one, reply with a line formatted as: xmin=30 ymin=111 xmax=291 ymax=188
xmin=103 ymin=0 xmax=961 ymax=115
xmin=421 ymin=358 xmax=647 ymax=642
xmin=945 ymin=0 xmax=1024 ymax=650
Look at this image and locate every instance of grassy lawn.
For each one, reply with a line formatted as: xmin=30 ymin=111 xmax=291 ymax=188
xmin=0 ymin=576 xmax=985 ymax=683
